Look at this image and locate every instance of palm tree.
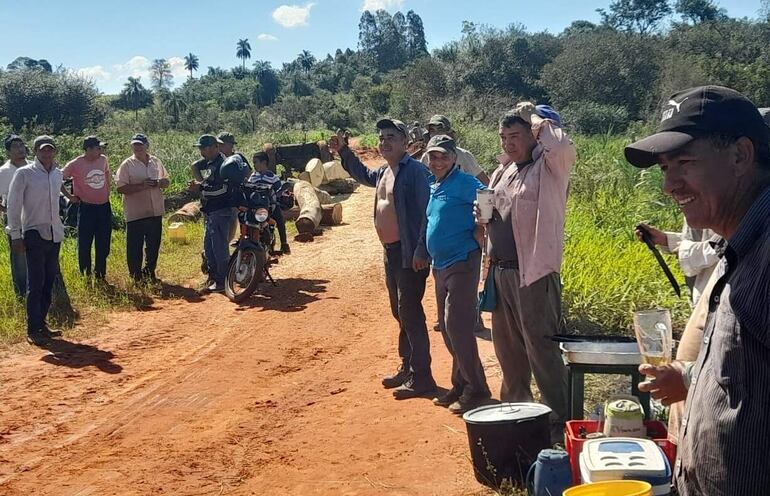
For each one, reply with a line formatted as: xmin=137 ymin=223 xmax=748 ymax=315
xmin=297 ymin=50 xmax=316 ymax=74
xmin=184 ymin=53 xmax=199 ymax=79
xmin=159 ymin=90 xmax=188 ymax=127
xmin=236 ymin=39 xmax=252 ymax=70
xmin=124 ymin=76 xmax=144 ymax=121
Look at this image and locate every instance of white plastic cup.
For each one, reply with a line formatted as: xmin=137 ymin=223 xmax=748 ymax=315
xmin=477 ymin=189 xmax=495 ymax=223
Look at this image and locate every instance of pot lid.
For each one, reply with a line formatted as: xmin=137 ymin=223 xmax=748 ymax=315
xmin=462 ymin=402 xmax=552 ymax=424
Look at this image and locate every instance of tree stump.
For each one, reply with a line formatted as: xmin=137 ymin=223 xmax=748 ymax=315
xmin=168 ymin=201 xmax=202 ymax=223
xmin=293 ymin=180 xmax=322 ymax=234
xmin=285 ymin=203 xmax=342 ymax=226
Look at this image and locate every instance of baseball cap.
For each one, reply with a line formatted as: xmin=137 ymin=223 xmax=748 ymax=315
xmin=217 ymin=132 xmax=237 ymax=145
xmin=425 ymin=134 xmax=456 ymax=155
xmin=428 ymin=114 xmax=451 ymax=130
xmin=194 ymin=134 xmax=222 ymax=148
xmin=625 ymin=85 xmax=770 ymax=168
xmin=83 ymin=136 xmax=106 ymax=150
xmin=376 ymin=118 xmax=409 ymax=137
xmin=760 ymin=108 xmax=770 ymax=126
xmin=535 ymin=105 xmax=562 ymax=126
xmin=4 ymin=134 xmax=24 ymax=151
xmin=33 ymin=135 xmax=56 ymax=151
xmin=130 ymin=133 xmax=149 ymax=146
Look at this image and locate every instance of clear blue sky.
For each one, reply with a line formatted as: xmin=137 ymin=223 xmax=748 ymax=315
xmin=0 ymin=0 xmax=763 ymax=94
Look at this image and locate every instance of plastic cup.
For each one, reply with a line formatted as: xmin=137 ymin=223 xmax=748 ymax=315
xmin=633 ymin=309 xmax=673 ymax=368
xmin=477 ymin=189 xmax=495 ymax=223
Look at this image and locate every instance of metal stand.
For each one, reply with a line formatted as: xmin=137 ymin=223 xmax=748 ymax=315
xmin=566 ymin=363 xmax=652 ymax=420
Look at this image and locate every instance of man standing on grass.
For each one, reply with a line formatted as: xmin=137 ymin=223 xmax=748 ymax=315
xmin=115 ymin=134 xmax=170 ymax=284
xmin=329 ymin=118 xmax=436 ymax=399
xmin=5 ymin=136 xmax=65 ymax=346
xmin=62 ymin=136 xmax=112 ymax=280
xmin=627 ymin=86 xmax=770 ymax=495
xmin=479 ymin=103 xmax=575 ymax=441
xmin=0 ymin=135 xmax=31 ymax=298
xmin=424 ymin=134 xmax=491 ymax=414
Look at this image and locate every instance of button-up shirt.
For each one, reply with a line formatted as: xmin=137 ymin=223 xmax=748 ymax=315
xmin=676 ymin=185 xmax=770 ymax=495
xmin=115 ymin=155 xmax=168 ymax=223
xmin=663 ymin=221 xmax=720 ymax=305
xmin=5 ymin=159 xmax=65 ymax=242
xmin=490 ymin=120 xmax=576 ymax=287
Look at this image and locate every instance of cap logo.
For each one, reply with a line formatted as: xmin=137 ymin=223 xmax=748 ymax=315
xmin=661 ymin=97 xmax=690 ymax=122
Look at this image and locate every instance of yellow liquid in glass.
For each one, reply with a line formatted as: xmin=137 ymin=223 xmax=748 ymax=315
xmin=643 ymin=354 xmax=670 ymax=366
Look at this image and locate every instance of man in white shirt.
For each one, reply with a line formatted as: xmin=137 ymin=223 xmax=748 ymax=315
xmin=420 ymin=115 xmax=490 ymax=185
xmin=0 ymin=135 xmax=31 ymax=298
xmin=6 ymin=136 xmax=65 ymax=345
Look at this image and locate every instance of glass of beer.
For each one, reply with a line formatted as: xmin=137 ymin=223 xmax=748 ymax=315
xmin=633 ymin=309 xmax=672 ymax=367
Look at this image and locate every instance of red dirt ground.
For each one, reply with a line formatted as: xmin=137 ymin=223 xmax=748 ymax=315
xmin=0 ymin=149 xmax=503 ymax=496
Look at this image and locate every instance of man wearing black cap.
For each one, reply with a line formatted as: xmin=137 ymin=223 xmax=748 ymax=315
xmin=189 ymin=134 xmax=237 ymax=293
xmin=0 ymin=135 xmax=31 ymax=298
xmin=626 ymin=86 xmax=770 ymax=495
xmin=6 ymin=136 xmax=66 ymax=345
xmin=329 ymin=118 xmax=436 ymax=399
xmin=62 ymin=136 xmax=112 ymax=279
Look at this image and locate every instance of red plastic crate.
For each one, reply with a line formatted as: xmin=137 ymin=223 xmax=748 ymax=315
xmin=565 ymin=420 xmax=677 ymax=484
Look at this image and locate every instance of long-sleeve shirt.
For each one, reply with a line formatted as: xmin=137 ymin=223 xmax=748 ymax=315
xmin=339 ymin=148 xmax=430 ymax=269
xmin=662 ymin=222 xmax=719 ymax=305
xmin=5 ymin=159 xmax=65 ymax=242
xmin=489 ymin=119 xmax=577 ymax=287
xmin=676 ymin=185 xmax=770 ymax=495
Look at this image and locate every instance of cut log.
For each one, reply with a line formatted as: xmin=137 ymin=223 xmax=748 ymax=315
xmin=285 ymin=203 xmax=342 ymax=226
xmin=305 ymin=158 xmax=326 ymax=187
xmin=293 ymin=180 xmax=322 ymax=234
xmin=298 ymin=171 xmax=311 ymax=183
xmin=322 ymin=160 xmax=350 ymax=182
xmin=318 ymin=179 xmax=359 ymax=195
xmin=168 ymin=201 xmax=202 ymax=223
xmin=314 ymin=187 xmax=334 ymax=205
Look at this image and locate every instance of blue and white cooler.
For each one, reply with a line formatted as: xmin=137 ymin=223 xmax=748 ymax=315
xmin=579 ymin=437 xmax=672 ymax=496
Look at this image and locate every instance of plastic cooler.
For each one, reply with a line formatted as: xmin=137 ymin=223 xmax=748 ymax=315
xmin=565 ymin=420 xmax=676 ymax=484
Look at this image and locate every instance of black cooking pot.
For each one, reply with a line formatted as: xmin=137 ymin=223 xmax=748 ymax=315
xmin=462 ymin=402 xmax=552 ymax=488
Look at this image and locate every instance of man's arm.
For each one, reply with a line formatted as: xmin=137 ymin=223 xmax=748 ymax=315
xmin=412 ymin=165 xmax=431 ymax=270
xmin=515 ymin=102 xmax=576 ymax=174
xmin=328 ymin=133 xmax=378 ymax=187
xmin=5 ymin=170 xmax=25 ymax=241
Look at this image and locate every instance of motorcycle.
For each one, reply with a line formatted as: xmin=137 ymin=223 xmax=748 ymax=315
xmin=224 ymin=183 xmax=277 ymax=303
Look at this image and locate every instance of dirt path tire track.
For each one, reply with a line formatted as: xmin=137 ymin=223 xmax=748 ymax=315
xmin=0 ymin=151 xmax=501 ymax=496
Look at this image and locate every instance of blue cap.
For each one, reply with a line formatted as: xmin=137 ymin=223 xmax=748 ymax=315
xmin=535 ymin=105 xmax=562 ymax=126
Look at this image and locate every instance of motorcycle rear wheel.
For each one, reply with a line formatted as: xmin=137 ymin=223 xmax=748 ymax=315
xmin=225 ymin=247 xmax=266 ymax=303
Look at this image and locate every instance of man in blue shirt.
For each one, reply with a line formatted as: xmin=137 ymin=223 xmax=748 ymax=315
xmin=330 ymin=118 xmax=436 ymax=399
xmin=424 ymin=135 xmax=491 ymax=414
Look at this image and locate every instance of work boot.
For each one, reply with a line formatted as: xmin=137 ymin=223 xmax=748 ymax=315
xmin=432 ymin=388 xmax=461 ymax=407
xmin=281 ymin=244 xmax=291 ymax=255
xmin=381 ymin=363 xmax=409 ymax=389
xmin=26 ymin=330 xmax=50 ymax=347
xmin=447 ymin=391 xmax=493 ymax=415
xmin=42 ymin=325 xmax=63 ymax=338
xmin=392 ymin=375 xmax=436 ymax=400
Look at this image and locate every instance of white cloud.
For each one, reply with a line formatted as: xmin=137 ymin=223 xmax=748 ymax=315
xmin=272 ymin=3 xmax=314 ymax=28
xmin=361 ymin=0 xmax=404 ymax=11
xmin=75 ymin=55 xmax=191 ymax=94
xmin=112 ymin=55 xmax=151 ymax=79
xmin=167 ymin=56 xmax=188 ymax=80
xmin=75 ymin=65 xmax=111 ymax=82
xmin=258 ymin=33 xmax=279 ymax=41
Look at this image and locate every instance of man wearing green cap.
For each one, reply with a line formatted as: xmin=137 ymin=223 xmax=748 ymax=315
xmin=6 ymin=136 xmax=66 ymax=345
xmin=421 ymin=115 xmax=489 ymax=186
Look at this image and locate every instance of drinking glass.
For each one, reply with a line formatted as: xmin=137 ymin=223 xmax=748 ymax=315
xmin=633 ymin=309 xmax=672 ymax=368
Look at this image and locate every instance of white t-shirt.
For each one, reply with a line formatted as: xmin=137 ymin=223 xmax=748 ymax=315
xmin=421 ymin=146 xmax=484 ymax=177
xmin=0 ymin=159 xmax=31 ymax=206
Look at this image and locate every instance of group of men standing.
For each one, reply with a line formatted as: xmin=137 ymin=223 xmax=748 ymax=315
xmin=331 ymin=104 xmax=575 ymax=434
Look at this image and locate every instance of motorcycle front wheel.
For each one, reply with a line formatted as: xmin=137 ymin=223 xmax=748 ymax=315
xmin=225 ymin=247 xmax=266 ymax=303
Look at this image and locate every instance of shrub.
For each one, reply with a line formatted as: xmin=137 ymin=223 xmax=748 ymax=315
xmin=561 ymin=102 xmax=631 ymax=135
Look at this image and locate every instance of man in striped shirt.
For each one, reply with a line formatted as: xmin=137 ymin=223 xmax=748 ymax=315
xmin=625 ymin=86 xmax=770 ymax=495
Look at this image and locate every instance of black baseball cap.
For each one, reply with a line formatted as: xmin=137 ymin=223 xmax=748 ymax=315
xmin=83 ymin=136 xmax=106 ymax=150
xmin=760 ymin=108 xmax=770 ymax=126
xmin=194 ymin=134 xmax=222 ymax=148
xmin=4 ymin=134 xmax=24 ymax=151
xmin=130 ymin=133 xmax=149 ymax=146
xmin=217 ymin=132 xmax=236 ymax=145
xmin=425 ymin=134 xmax=456 ymax=154
xmin=33 ymin=135 xmax=56 ymax=151
xmin=376 ymin=118 xmax=408 ymax=137
xmin=625 ymin=85 xmax=770 ymax=168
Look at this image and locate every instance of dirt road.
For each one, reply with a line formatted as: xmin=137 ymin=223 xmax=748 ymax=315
xmin=0 ymin=151 xmax=502 ymax=496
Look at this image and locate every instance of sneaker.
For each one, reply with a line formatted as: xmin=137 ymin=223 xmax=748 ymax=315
xmin=392 ymin=376 xmax=436 ymax=400
xmin=281 ymin=244 xmax=291 ymax=255
xmin=381 ymin=364 xmax=409 ymax=389
xmin=26 ymin=330 xmax=50 ymax=347
xmin=432 ymin=389 xmax=461 ymax=407
xmin=42 ymin=326 xmax=63 ymax=338
xmin=208 ymin=282 xmax=225 ymax=293
xmin=447 ymin=392 xmax=493 ymax=415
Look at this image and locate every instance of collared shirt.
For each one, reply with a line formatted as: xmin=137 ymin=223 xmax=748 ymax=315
xmin=339 ymin=148 xmax=430 ymax=269
xmin=115 ymin=154 xmax=168 ymax=223
xmin=675 ymin=185 xmax=770 ymax=496
xmin=0 ymin=159 xmax=31 ymax=225
xmin=421 ymin=146 xmax=484 ymax=178
xmin=375 ymin=164 xmax=401 ymax=244
xmin=489 ymin=120 xmax=576 ymax=287
xmin=663 ymin=221 xmax=719 ymax=305
xmin=62 ymin=154 xmax=111 ymax=205
xmin=5 ymin=159 xmax=65 ymax=242
xmin=426 ymin=166 xmax=484 ymax=270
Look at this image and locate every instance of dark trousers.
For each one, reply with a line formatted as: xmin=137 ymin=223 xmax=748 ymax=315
xmin=24 ymin=230 xmax=60 ymax=333
xmin=383 ymin=243 xmax=434 ymax=382
xmin=126 ymin=216 xmax=162 ymax=281
xmin=271 ymin=206 xmax=288 ymax=247
xmin=77 ymin=202 xmax=112 ymax=278
xmin=6 ymin=233 xmax=27 ymax=298
xmin=434 ymin=249 xmax=490 ymax=397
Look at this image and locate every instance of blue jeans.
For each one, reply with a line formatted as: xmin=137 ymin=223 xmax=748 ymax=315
xmin=24 ymin=230 xmax=60 ymax=332
xmin=204 ymin=208 xmax=236 ymax=285
xmin=77 ymin=202 xmax=112 ymax=278
xmin=6 ymin=234 xmax=27 ymax=298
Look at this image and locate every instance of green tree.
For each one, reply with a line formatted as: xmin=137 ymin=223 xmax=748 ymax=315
xmin=598 ymin=0 xmax=672 ymax=34
xmin=116 ymin=76 xmax=153 ymax=120
xmin=184 ymin=53 xmax=199 ymax=79
xmin=253 ymin=60 xmax=280 ymax=105
xmin=297 ymin=50 xmax=316 ymax=74
xmin=674 ymin=0 xmax=726 ymax=23
xmin=405 ymin=10 xmax=429 ymax=59
xmin=236 ymin=38 xmax=252 ymax=69
xmin=150 ymin=58 xmax=173 ymax=92
xmin=159 ymin=90 xmax=188 ymax=126
xmin=7 ymin=57 xmax=53 ymax=72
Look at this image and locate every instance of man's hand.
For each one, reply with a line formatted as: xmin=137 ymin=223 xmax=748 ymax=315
xmin=328 ymin=131 xmax=349 ymax=154
xmin=513 ymin=102 xmax=537 ymax=124
xmin=11 ymin=238 xmax=24 ymax=254
xmin=0 ymin=204 xmax=6 ymax=213
xmin=635 ymin=223 xmax=667 ymax=247
xmin=412 ymin=256 xmax=429 ymax=272
xmin=638 ymin=361 xmax=689 ymax=406
xmin=144 ymin=179 xmax=158 ymax=188
xmin=188 ymin=180 xmax=202 ymax=193
xmin=70 ymin=195 xmax=81 ymax=204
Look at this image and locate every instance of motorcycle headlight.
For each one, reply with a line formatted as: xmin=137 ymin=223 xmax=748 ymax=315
xmin=254 ymin=208 xmax=269 ymax=223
